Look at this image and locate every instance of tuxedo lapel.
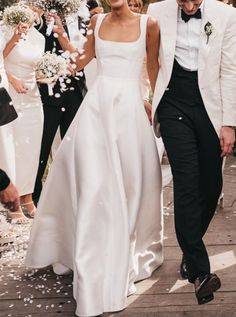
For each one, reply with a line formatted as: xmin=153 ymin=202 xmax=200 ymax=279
xmin=198 ymin=0 xmax=220 ymax=73
xmin=161 ymin=0 xmax=178 ymax=65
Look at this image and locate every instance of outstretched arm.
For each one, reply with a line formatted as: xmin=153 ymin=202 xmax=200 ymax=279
xmin=50 ymin=13 xmax=97 ymax=71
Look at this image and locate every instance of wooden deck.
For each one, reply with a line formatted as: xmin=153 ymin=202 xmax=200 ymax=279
xmin=0 ymin=154 xmax=236 ymax=317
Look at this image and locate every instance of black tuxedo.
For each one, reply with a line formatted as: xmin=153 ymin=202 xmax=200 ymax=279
xmin=33 ymin=16 xmax=87 ymax=203
xmin=157 ymin=60 xmax=223 ymax=282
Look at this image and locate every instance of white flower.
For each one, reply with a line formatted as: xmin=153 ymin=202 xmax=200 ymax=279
xmin=34 ymin=0 xmax=85 ymax=19
xmin=2 ymin=2 xmax=35 ymax=28
xmin=35 ymin=52 xmax=68 ymax=81
xmin=204 ymin=22 xmax=213 ymax=44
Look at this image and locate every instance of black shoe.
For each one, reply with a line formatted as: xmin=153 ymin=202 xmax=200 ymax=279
xmin=180 ymin=255 xmax=188 ymax=279
xmin=195 ymin=273 xmax=221 ymax=305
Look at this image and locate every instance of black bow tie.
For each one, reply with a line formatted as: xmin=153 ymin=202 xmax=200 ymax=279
xmin=181 ymin=9 xmax=202 ymax=23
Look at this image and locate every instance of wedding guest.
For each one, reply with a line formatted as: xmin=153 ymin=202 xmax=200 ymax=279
xmin=0 ymin=26 xmax=16 ymax=185
xmin=32 ymin=4 xmax=88 ymax=204
xmin=128 ymin=0 xmax=143 ymax=13
xmin=0 ymin=169 xmax=19 ymax=244
xmin=0 ymin=169 xmax=20 ymax=212
xmin=148 ymin=0 xmax=236 ymax=304
xmin=26 ymin=1 xmax=163 ymax=316
xmin=4 ymin=5 xmax=45 ymax=223
xmin=87 ymin=0 xmax=104 ymax=16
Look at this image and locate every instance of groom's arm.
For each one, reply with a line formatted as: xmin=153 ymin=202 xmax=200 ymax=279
xmin=219 ymin=10 xmax=236 ymax=156
xmin=220 ymin=10 xmax=236 ymax=127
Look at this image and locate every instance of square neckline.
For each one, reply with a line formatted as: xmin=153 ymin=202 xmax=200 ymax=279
xmin=97 ymin=13 xmax=143 ymax=45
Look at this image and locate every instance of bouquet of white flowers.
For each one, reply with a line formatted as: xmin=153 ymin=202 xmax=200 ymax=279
xmin=2 ymin=2 xmax=35 ymax=28
xmin=34 ymin=0 xmax=83 ymax=17
xmin=34 ymin=0 xmax=85 ymax=36
xmin=35 ymin=52 xmax=68 ymax=96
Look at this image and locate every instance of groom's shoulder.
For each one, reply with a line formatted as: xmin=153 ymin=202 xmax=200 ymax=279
xmin=149 ymin=0 xmax=171 ymax=10
xmin=148 ymin=0 xmax=172 ymax=16
xmin=212 ymin=0 xmax=236 ymax=17
xmin=216 ymin=2 xmax=236 ymax=30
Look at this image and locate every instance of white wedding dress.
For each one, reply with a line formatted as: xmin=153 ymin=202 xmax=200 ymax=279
xmin=26 ymin=14 xmax=163 ymax=317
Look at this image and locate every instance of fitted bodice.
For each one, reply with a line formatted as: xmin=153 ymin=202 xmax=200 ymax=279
xmin=4 ymin=27 xmax=45 ymax=82
xmin=4 ymin=27 xmax=45 ymax=109
xmin=94 ymin=14 xmax=148 ymax=81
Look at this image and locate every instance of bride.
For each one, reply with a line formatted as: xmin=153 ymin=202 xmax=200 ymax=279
xmin=26 ymin=0 xmax=163 ymax=316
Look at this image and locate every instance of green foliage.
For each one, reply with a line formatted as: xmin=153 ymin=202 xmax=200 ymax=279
xmin=0 ymin=0 xmax=18 ymax=13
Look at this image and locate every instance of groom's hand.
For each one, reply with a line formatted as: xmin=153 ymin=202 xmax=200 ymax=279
xmin=220 ymin=127 xmax=235 ymax=157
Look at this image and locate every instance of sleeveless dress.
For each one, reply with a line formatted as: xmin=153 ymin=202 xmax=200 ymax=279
xmin=26 ymin=14 xmax=163 ymax=316
xmin=4 ymin=27 xmax=45 ymax=195
xmin=0 ymin=28 xmax=15 ymax=183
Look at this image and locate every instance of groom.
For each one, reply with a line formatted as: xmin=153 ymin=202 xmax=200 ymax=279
xmin=148 ymin=0 xmax=236 ymax=304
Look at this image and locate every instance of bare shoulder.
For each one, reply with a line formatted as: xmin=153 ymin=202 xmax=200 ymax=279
xmin=89 ymin=14 xmax=101 ymax=29
xmin=146 ymin=15 xmax=159 ymax=33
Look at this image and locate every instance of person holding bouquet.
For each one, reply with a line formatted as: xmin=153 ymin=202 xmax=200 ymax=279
xmin=2 ymin=2 xmax=45 ymax=223
xmin=32 ymin=0 xmax=88 ymax=205
xmin=0 ymin=22 xmax=17 ymax=193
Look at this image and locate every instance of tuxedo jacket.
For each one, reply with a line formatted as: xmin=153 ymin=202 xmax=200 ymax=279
xmin=36 ymin=15 xmax=87 ymax=106
xmin=147 ymin=0 xmax=236 ymax=137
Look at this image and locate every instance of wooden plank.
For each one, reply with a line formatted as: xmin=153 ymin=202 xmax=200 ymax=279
xmin=112 ymin=309 xmax=236 ymax=317
xmin=0 ymin=297 xmax=76 ymax=315
xmin=0 ymin=278 xmax=73 ymax=300
xmin=126 ymin=292 xmax=236 ymax=309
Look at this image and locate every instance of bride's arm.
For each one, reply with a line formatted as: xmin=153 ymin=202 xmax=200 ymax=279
xmin=146 ymin=16 xmax=160 ymax=93
xmin=51 ymin=14 xmax=97 ymax=71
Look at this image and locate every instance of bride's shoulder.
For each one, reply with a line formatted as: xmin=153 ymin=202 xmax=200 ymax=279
xmin=90 ymin=13 xmax=106 ymax=28
xmin=146 ymin=15 xmax=159 ymax=32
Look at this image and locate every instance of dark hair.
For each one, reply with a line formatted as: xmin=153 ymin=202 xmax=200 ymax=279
xmin=87 ymin=0 xmax=100 ymax=11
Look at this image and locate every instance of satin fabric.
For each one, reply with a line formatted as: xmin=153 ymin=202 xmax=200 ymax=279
xmin=26 ymin=14 xmax=163 ymax=316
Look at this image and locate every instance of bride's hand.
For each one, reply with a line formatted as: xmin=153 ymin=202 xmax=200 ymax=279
xmin=144 ymin=100 xmax=152 ymax=125
xmin=9 ymin=75 xmax=28 ymax=94
xmin=67 ymin=63 xmax=77 ymax=76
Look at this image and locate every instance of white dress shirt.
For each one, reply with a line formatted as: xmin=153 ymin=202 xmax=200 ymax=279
xmin=175 ymin=1 xmax=204 ymax=71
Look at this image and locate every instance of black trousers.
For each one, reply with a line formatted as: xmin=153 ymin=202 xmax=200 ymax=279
xmin=33 ymin=88 xmax=84 ymax=203
xmin=157 ymin=61 xmax=223 ymax=283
